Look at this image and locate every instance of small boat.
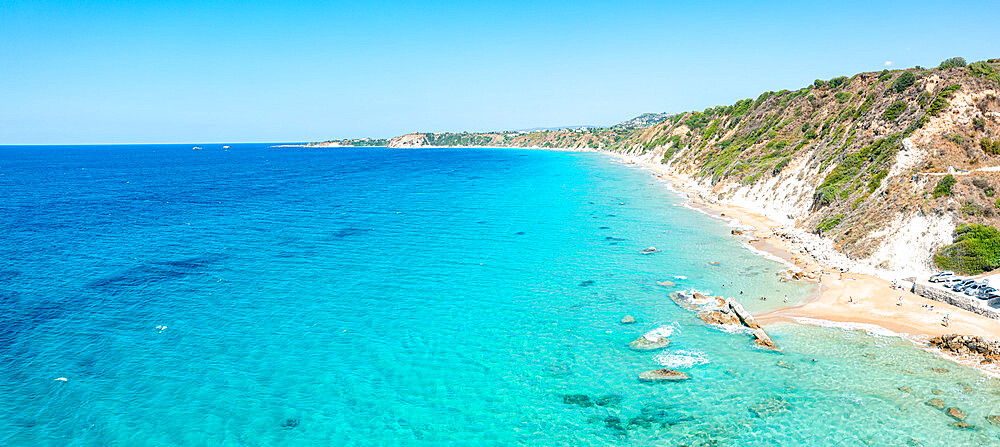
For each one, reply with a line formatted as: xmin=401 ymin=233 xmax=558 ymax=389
xmin=222 ymin=145 xmax=230 ymax=149
xmin=192 ymin=146 xmax=203 ymax=150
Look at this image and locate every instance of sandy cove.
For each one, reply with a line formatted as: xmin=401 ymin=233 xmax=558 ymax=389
xmin=589 ymin=149 xmax=1000 ymax=372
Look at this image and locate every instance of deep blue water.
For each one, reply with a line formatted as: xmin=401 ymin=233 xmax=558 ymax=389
xmin=3 ymin=144 xmax=1000 ymax=446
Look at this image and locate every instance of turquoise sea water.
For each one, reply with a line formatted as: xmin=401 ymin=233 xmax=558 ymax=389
xmin=3 ymin=144 xmax=1000 ymax=446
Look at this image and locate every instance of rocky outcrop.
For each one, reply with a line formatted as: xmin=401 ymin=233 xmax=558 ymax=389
xmin=928 ymin=334 xmax=1000 ymax=363
xmin=926 ymin=398 xmax=946 ymax=410
xmin=638 ymin=368 xmax=690 ymax=382
xmin=628 ymin=335 xmax=670 ymax=351
xmin=672 ymin=291 xmax=778 ymax=350
xmin=947 ymin=407 xmax=968 ymax=421
xmin=620 ymin=315 xmax=636 ymax=324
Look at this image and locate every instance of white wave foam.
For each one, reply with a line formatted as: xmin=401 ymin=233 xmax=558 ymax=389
xmin=711 ymin=323 xmax=754 ymax=335
xmin=654 ymin=350 xmax=710 ymax=368
xmin=791 ymin=317 xmax=903 ymax=338
xmin=673 ymin=275 xmax=688 ymax=280
xmin=643 ymin=325 xmax=677 ymax=341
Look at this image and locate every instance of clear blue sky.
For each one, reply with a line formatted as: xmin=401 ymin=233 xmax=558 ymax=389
xmin=2 ymin=0 xmax=998 ymax=144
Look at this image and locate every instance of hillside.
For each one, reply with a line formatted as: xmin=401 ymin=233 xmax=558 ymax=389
xmin=314 ymin=58 xmax=1000 ymax=275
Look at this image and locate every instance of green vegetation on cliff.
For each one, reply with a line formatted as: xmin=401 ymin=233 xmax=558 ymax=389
xmin=934 ymin=224 xmax=1000 ymax=274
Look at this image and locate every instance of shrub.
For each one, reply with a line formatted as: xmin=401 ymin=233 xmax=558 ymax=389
xmin=969 ymin=61 xmax=997 ymax=77
xmin=927 ymin=83 xmax=961 ymax=116
xmin=834 ymin=92 xmax=851 ymax=103
xmin=946 ymin=134 xmax=964 ymax=145
xmin=829 ymin=76 xmax=850 ymax=89
xmin=815 ymin=215 xmax=844 ymax=233
xmin=982 ymin=138 xmax=1000 ymax=156
xmin=961 ymin=201 xmax=984 ymax=216
xmin=938 ymin=57 xmax=967 ymax=69
xmin=883 ymin=101 xmax=907 ymax=121
xmin=814 ymin=79 xmax=828 ymax=88
xmin=878 ymin=69 xmax=892 ymax=82
xmin=892 ymin=71 xmax=915 ymax=93
xmin=933 ymin=174 xmax=957 ymax=198
xmin=868 ymin=169 xmax=888 ymax=192
xmin=933 ymin=224 xmax=1000 ymax=274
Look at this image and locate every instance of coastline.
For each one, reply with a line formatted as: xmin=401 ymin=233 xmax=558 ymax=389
xmin=590 ymin=147 xmax=1000 ymax=374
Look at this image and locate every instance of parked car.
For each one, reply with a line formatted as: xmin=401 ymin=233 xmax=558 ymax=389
xmin=983 ymin=291 xmax=1000 ymax=301
xmin=952 ymin=279 xmax=978 ymax=292
xmin=965 ymin=283 xmax=989 ymax=296
xmin=930 ymin=271 xmax=956 ymax=282
xmin=941 ymin=277 xmax=964 ymax=288
xmin=977 ymin=286 xmax=997 ymax=299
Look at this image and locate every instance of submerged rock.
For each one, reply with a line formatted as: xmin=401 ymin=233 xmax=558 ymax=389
xmin=925 ymin=398 xmax=946 ymax=410
xmin=748 ymin=397 xmax=791 ymax=418
xmin=640 ymin=247 xmax=660 ymax=254
xmin=776 ymin=361 xmax=794 ymax=370
xmin=638 ymin=368 xmax=690 ymax=382
xmin=950 ymin=421 xmax=977 ymax=430
xmin=629 ymin=335 xmax=670 ymax=351
xmin=280 ymin=418 xmax=300 ymax=429
xmin=595 ymin=394 xmax=623 ymax=407
xmin=579 ymin=280 xmax=595 ymax=287
xmin=562 ymin=394 xmax=594 ymax=408
xmin=931 ymin=368 xmax=950 ymax=373
xmin=898 ymin=386 xmax=913 ymax=393
xmin=620 ymin=315 xmax=636 ymax=325
xmin=946 ymin=407 xmax=968 ymax=421
xmin=987 ymin=415 xmax=1000 ymax=426
xmin=656 ymin=280 xmax=676 ymax=288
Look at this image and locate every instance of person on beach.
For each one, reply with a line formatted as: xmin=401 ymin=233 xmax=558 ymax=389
xmin=943 ymin=314 xmax=950 ymax=327
xmin=848 ymin=296 xmax=853 ymax=304
xmin=897 ymin=296 xmax=903 ymax=306
xmin=784 ymin=295 xmax=788 ymax=303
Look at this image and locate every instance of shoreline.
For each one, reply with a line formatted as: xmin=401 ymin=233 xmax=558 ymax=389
xmin=591 ymin=148 xmax=1000 ymax=374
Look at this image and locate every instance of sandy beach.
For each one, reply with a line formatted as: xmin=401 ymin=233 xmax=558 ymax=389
xmin=592 ymin=149 xmax=1000 ymax=373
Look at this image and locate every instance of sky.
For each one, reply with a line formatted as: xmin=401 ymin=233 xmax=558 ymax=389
xmin=2 ymin=0 xmax=999 ymax=144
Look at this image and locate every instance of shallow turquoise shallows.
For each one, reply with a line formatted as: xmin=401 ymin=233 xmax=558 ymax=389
xmin=3 ymin=145 xmax=1000 ymax=446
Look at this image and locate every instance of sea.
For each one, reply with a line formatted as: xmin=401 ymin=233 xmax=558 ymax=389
xmin=2 ymin=144 xmax=1000 ymax=446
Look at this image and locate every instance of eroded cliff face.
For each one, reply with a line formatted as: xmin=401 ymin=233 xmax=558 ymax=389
xmin=612 ymin=63 xmax=1000 ymax=276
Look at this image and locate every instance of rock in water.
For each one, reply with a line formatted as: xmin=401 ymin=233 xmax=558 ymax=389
xmin=987 ymin=415 xmax=1000 ymax=426
xmin=595 ymin=394 xmax=623 ymax=407
xmin=946 ymin=407 xmax=968 ymax=421
xmin=620 ymin=315 xmax=636 ymax=324
xmin=727 ymin=300 xmax=762 ymax=330
xmin=628 ymin=335 xmax=670 ymax=351
xmin=638 ymin=369 xmax=690 ymax=382
xmin=752 ymin=328 xmax=777 ymax=350
xmin=640 ymin=247 xmax=660 ymax=254
xmin=950 ymin=421 xmax=977 ymax=430
xmin=698 ymin=309 xmax=740 ymax=326
xmin=656 ymin=280 xmax=676 ymax=288
xmin=562 ymin=394 xmax=594 ymax=407
xmin=898 ymin=386 xmax=913 ymax=393
xmin=925 ymin=399 xmax=946 ymax=410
